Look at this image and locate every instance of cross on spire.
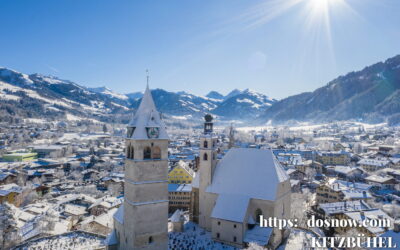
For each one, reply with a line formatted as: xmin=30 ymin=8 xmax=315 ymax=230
xmin=146 ymin=69 xmax=149 ymax=88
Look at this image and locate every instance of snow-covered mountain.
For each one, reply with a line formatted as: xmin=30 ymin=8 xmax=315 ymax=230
xmin=0 ymin=67 xmax=276 ymax=123
xmin=88 ymin=87 xmax=129 ymax=102
xmin=260 ymin=54 xmax=400 ymax=125
xmin=205 ymin=91 xmax=224 ymax=100
xmin=0 ymin=68 xmax=131 ymax=123
xmin=212 ymin=89 xmax=276 ymax=119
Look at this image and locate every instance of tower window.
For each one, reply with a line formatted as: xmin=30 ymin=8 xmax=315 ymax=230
xmin=255 ymin=208 xmax=263 ymax=223
xmin=203 ymin=141 xmax=208 ymax=148
xmin=233 ymin=236 xmax=237 ymax=242
xmin=144 ymin=147 xmax=151 ymax=159
xmin=203 ymin=153 xmax=208 ymax=161
xmin=152 ymin=146 xmax=161 ymax=159
xmin=217 ymin=221 xmax=220 ymax=225
xmin=127 ymin=146 xmax=134 ymax=159
xmin=216 ymin=233 xmax=220 ymax=239
xmin=233 ymin=224 xmax=236 ymax=228
xmin=148 ymin=236 xmax=153 ymax=244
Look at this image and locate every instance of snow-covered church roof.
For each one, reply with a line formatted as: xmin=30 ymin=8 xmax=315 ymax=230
xmin=127 ymin=84 xmax=169 ymax=140
xmin=206 ymin=148 xmax=289 ymax=201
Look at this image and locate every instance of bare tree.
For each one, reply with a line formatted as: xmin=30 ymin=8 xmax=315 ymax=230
xmin=0 ymin=204 xmax=21 ymax=249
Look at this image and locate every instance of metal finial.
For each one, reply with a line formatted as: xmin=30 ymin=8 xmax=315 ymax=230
xmin=146 ymin=69 xmax=150 ymax=87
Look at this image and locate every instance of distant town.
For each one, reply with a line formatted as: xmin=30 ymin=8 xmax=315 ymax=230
xmin=1 ymin=86 xmax=400 ymax=249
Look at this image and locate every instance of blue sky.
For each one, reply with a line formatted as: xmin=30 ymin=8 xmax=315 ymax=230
xmin=1 ymin=0 xmax=399 ymax=99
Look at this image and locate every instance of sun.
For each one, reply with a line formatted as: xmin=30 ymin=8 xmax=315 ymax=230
xmin=308 ymin=0 xmax=340 ymax=16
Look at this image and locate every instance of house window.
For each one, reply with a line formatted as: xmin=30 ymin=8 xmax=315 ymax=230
xmin=148 ymin=236 xmax=153 ymax=244
xmin=233 ymin=236 xmax=237 ymax=242
xmin=216 ymin=233 xmax=220 ymax=238
xmin=144 ymin=147 xmax=151 ymax=159
xmin=203 ymin=153 xmax=208 ymax=161
xmin=233 ymin=224 xmax=236 ymax=228
xmin=217 ymin=221 xmax=221 ymax=225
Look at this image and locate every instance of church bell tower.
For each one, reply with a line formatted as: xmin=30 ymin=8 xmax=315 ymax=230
xmin=198 ymin=114 xmax=218 ymax=230
xmin=110 ymin=81 xmax=169 ymax=250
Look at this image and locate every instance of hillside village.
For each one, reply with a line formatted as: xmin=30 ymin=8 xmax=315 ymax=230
xmin=1 ymin=95 xmax=400 ymax=249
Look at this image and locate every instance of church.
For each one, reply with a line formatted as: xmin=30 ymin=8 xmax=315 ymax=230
xmin=105 ymin=83 xmax=291 ymax=249
xmin=106 ymin=84 xmax=169 ymax=250
xmin=194 ymin=115 xmax=292 ymax=248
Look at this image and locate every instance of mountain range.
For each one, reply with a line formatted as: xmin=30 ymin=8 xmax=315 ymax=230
xmin=0 ymin=68 xmax=275 ymax=124
xmin=1 ymin=54 xmax=400 ymax=125
xmin=260 ymin=54 xmax=400 ymax=125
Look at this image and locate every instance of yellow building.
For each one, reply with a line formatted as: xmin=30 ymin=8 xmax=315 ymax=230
xmin=0 ymin=184 xmax=22 ymax=206
xmin=316 ymin=178 xmax=372 ymax=204
xmin=168 ymin=160 xmax=194 ymax=184
xmin=2 ymin=150 xmax=37 ymax=162
xmin=316 ymin=151 xmax=350 ymax=166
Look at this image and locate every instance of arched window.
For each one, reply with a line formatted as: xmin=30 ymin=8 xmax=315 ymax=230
xmin=255 ymin=208 xmax=263 ymax=223
xmin=148 ymin=236 xmax=153 ymax=244
xmin=203 ymin=141 xmax=208 ymax=148
xmin=130 ymin=147 xmax=134 ymax=159
xmin=152 ymin=146 xmax=161 ymax=159
xmin=203 ymin=153 xmax=208 ymax=161
xmin=144 ymin=147 xmax=151 ymax=159
xmin=126 ymin=146 xmax=134 ymax=159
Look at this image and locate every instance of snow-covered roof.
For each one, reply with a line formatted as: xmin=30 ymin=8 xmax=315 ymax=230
xmin=105 ymin=229 xmax=118 ymax=246
xmin=365 ymin=175 xmax=397 ymax=184
xmin=211 ymin=193 xmax=249 ymax=223
xmin=344 ymin=209 xmax=393 ymax=234
xmin=358 ymin=158 xmax=390 ymax=167
xmin=327 ymin=165 xmax=364 ymax=175
xmin=319 ymin=200 xmax=370 ymax=215
xmin=113 ymin=204 xmax=124 ymax=225
xmin=127 ymin=85 xmax=169 ymax=140
xmin=168 ymin=183 xmax=192 ymax=192
xmin=170 ymin=209 xmax=183 ymax=223
xmin=206 ymin=148 xmax=289 ymax=201
xmin=191 ymin=173 xmax=200 ymax=188
xmin=244 ymin=225 xmax=272 ymax=246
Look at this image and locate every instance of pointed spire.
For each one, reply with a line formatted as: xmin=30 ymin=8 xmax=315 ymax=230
xmin=127 ymin=72 xmax=169 ymax=140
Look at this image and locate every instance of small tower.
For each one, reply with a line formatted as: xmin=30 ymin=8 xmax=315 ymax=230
xmin=198 ymin=114 xmax=218 ymax=230
xmin=228 ymin=123 xmax=235 ymax=149
xmin=110 ymin=82 xmax=169 ymax=250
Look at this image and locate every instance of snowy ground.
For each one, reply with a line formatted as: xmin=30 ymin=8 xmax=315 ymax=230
xmin=278 ymin=229 xmax=324 ymax=250
xmin=15 ymin=231 xmax=105 ymax=250
xmin=169 ymin=221 xmax=238 ymax=250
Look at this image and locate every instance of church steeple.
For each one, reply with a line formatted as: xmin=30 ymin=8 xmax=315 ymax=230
xmin=127 ymin=84 xmax=168 ymax=140
xmin=204 ymin=114 xmax=214 ymax=134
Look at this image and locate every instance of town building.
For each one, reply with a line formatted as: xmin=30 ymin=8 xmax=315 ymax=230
xmin=167 ymin=160 xmax=194 ymax=184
